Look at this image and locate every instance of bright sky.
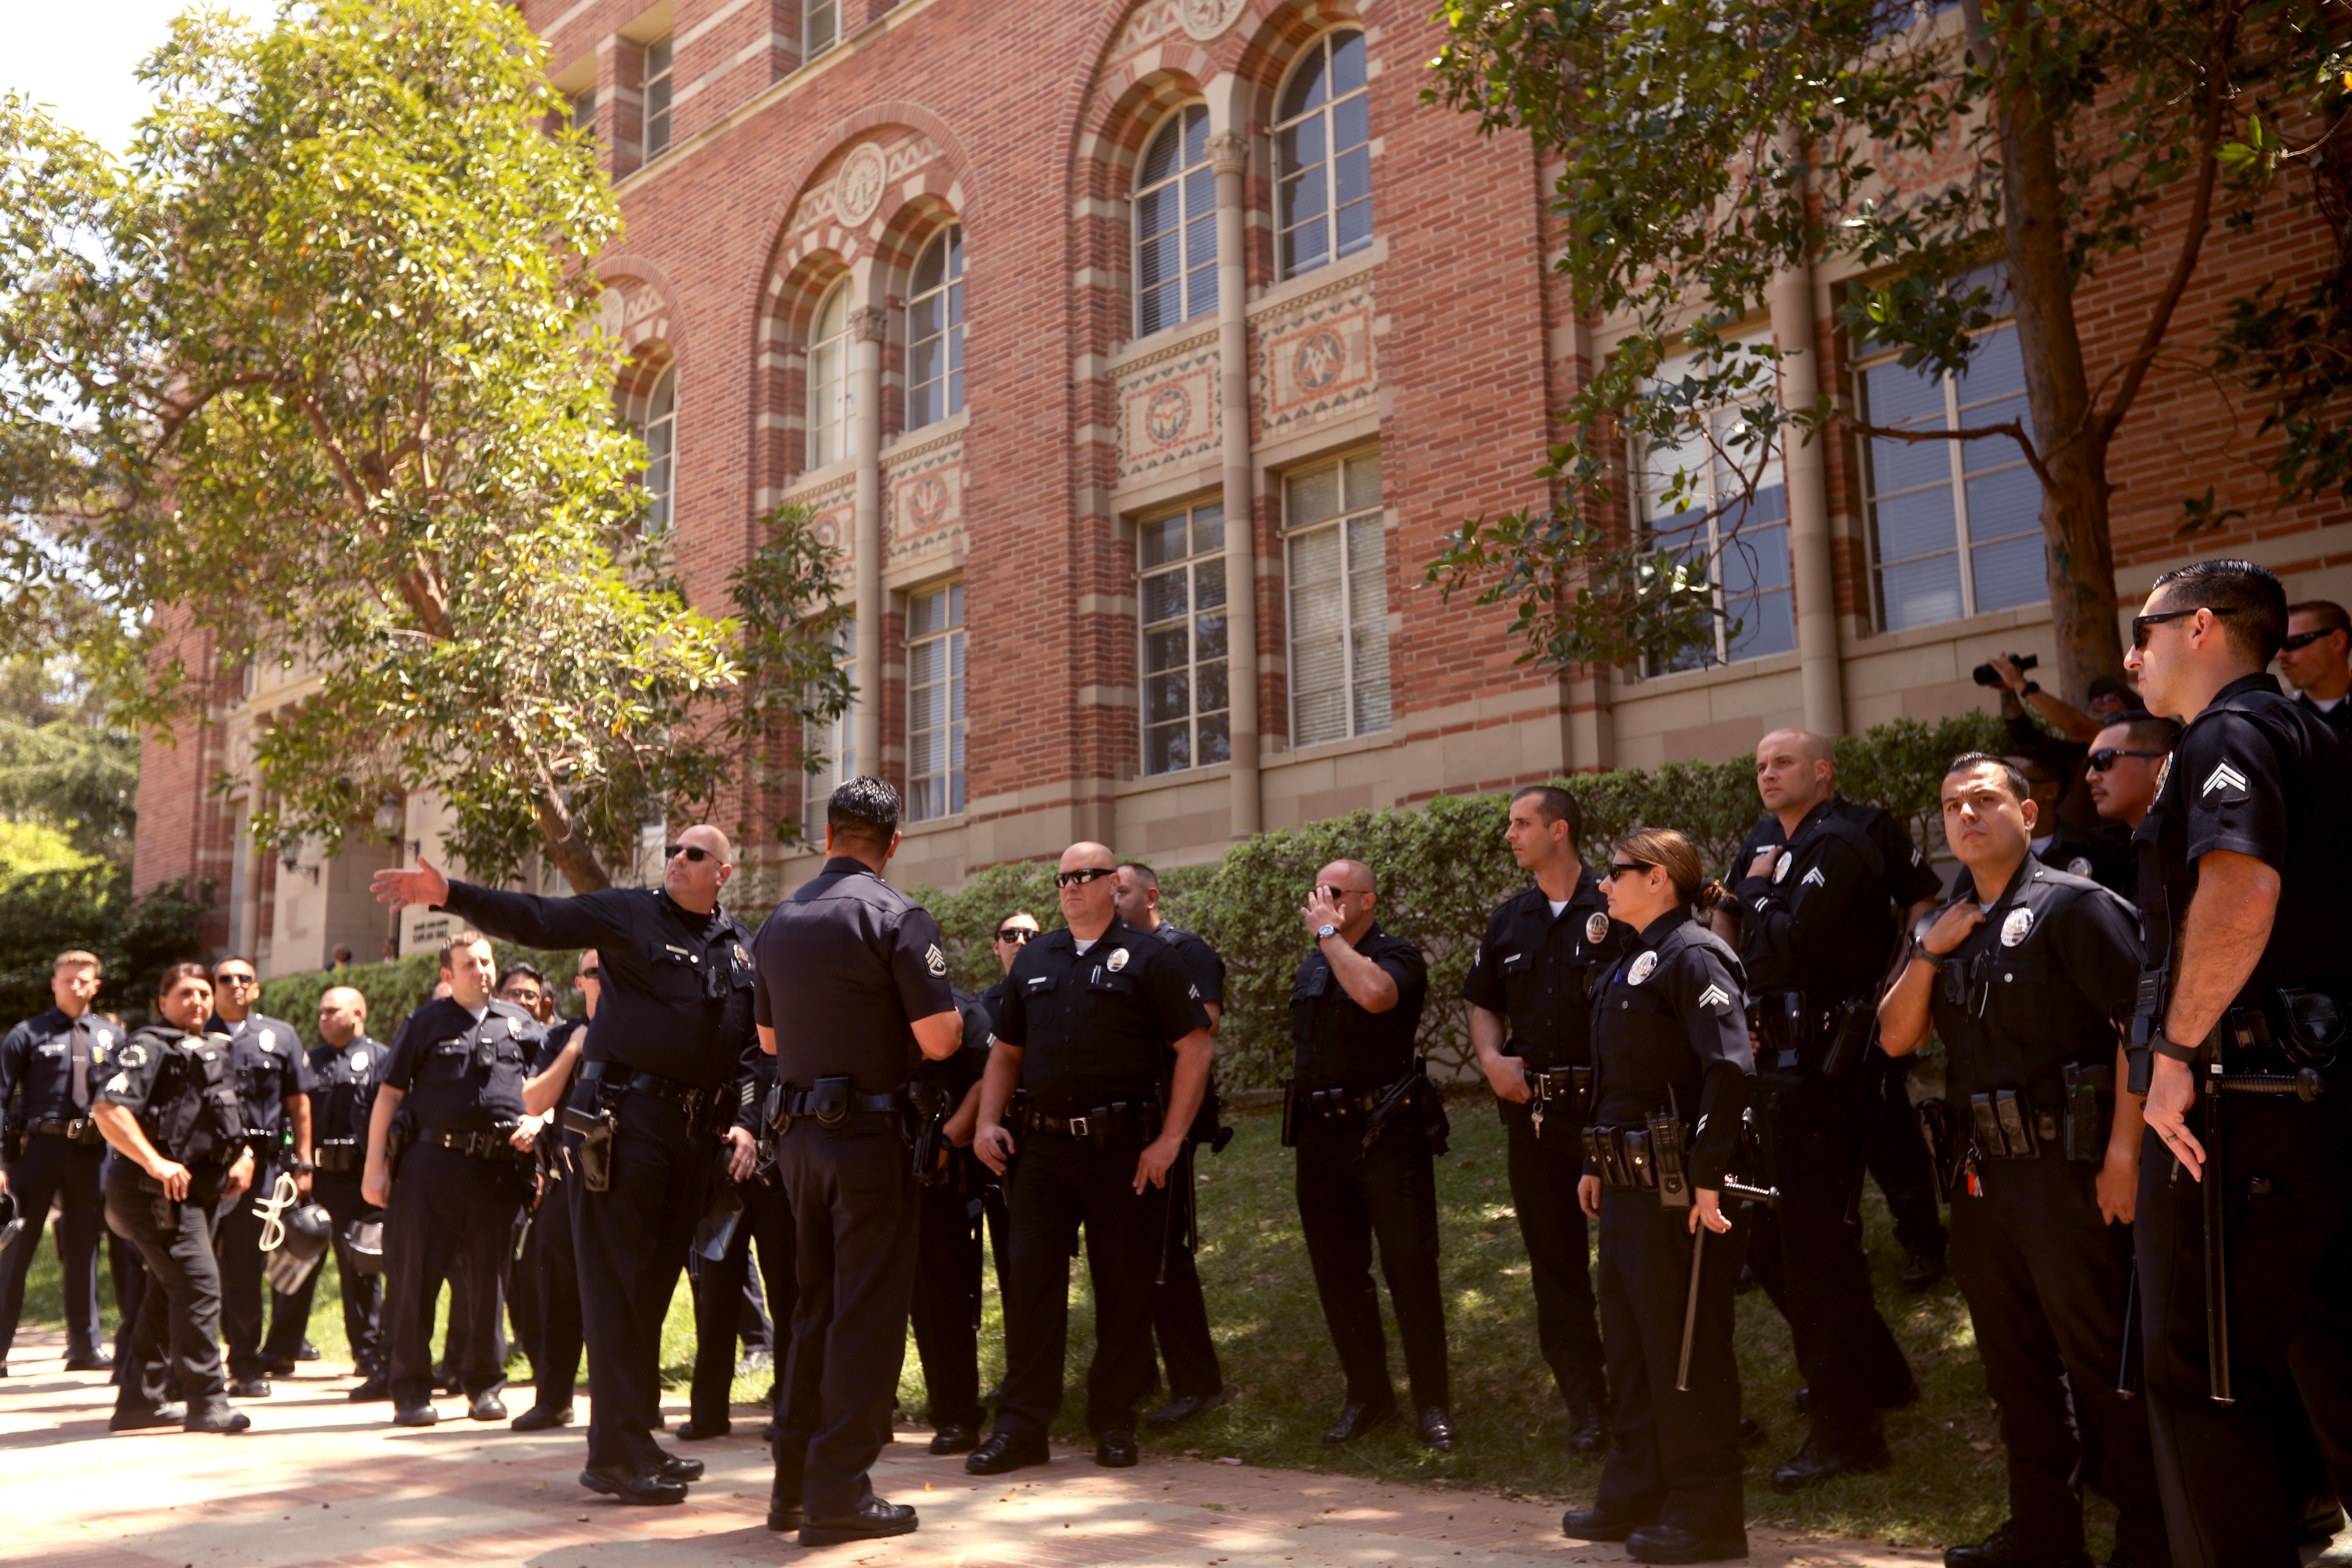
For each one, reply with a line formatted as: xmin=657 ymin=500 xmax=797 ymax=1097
xmin=0 ymin=0 xmax=271 ymax=152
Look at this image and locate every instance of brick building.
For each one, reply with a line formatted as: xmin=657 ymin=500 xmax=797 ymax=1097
xmin=132 ymin=0 xmax=2352 ymax=974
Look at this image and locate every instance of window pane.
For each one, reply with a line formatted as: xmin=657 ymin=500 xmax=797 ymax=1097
xmin=1862 ymin=359 xmax=1948 ymax=429
xmin=1957 ymin=327 xmax=2024 ymax=405
xmin=1140 ymin=570 xmax=1189 ymax=624
xmin=1868 ymin=431 xmax=1952 ymax=498
xmin=1871 ymin=483 xmax=1961 ymax=565
xmin=1140 ymin=118 xmax=1183 ymax=187
xmin=1287 ymin=464 xmax=1341 ymax=526
xmin=1139 ymin=514 xmax=1188 ymax=569
xmin=1138 ymin=281 xmax=1178 ymax=337
xmin=1344 ymin=453 xmax=1382 ymax=511
xmin=1333 ymin=141 xmax=1372 ymax=208
xmin=1142 ymin=623 xmax=1188 ymax=676
xmin=1136 ymin=229 xmax=1178 ymax=291
xmin=1180 ymin=103 xmax=1208 ymax=165
xmin=1136 ymin=188 xmax=1176 ymax=247
xmin=1191 ymin=505 xmax=1225 ymax=556
xmin=1194 ymin=555 xmax=1226 ymax=610
xmin=1281 ymin=221 xmax=1327 ymax=280
xmin=1728 ymin=587 xmax=1795 ymax=662
xmin=1198 ymin=708 xmax=1231 ymax=765
xmin=1965 ymin=464 xmax=2040 ymax=544
xmin=1335 ymin=192 xmax=1374 ymax=258
xmin=1196 ymin=657 xmax=1229 ymax=717
xmin=1280 ymin=46 xmax=1328 ymax=120
xmin=1332 ymin=93 xmax=1370 ymax=153
xmin=1145 ymin=723 xmax=1190 ymax=775
xmin=1144 ymin=670 xmax=1190 ymax=726
xmin=1329 ymin=30 xmax=1367 ymax=95
xmin=1195 ymin=610 xmax=1227 ymax=662
xmin=1279 ymin=117 xmax=1326 ymax=180
xmin=1346 ymin=514 xmax=1386 ymax=621
xmin=1878 ymin=555 xmax=1965 ymax=632
xmin=1972 ymin=533 xmax=2045 ymax=614
xmin=1290 ymin=526 xmax=1347 ymax=746
xmin=1962 ymin=398 xmax=2032 ymax=471
xmin=807 ymin=0 xmax=836 ymax=54
xmin=1184 ymin=208 xmax=1216 ymax=271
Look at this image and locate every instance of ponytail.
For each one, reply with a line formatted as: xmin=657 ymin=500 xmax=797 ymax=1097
xmin=1694 ymin=878 xmax=1734 ymax=915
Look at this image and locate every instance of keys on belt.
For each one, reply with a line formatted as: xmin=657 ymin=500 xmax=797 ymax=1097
xmin=1520 ymin=1064 xmax=1591 ymax=1136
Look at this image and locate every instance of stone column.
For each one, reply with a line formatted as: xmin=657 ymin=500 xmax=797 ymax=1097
xmin=1208 ymin=130 xmax=1261 ymax=837
xmin=1768 ymin=263 xmax=1845 ymax=736
xmin=850 ymin=304 xmax=888 ymax=780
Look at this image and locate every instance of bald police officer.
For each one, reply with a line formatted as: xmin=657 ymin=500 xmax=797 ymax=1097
xmin=288 ymin=986 xmax=392 ymax=1400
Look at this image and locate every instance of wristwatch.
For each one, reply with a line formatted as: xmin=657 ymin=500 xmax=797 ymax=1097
xmin=1315 ymin=923 xmax=1339 ymax=941
xmin=2147 ymin=1029 xmax=2201 ymax=1065
xmin=2019 ymin=680 xmax=2042 ymax=697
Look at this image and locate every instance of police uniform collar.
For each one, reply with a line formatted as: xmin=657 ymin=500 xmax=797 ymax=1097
xmin=1634 ymin=909 xmax=1693 ymax=946
xmin=819 ymin=855 xmax=886 ymax=882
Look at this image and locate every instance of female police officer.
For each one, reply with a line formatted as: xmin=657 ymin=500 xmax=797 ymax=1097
xmin=1563 ymin=828 xmax=1755 ymax=1565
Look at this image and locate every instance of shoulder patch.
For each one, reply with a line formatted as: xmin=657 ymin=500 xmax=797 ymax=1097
xmin=2065 ymin=856 xmax=2093 ymax=878
xmin=2152 ymin=753 xmax=2173 ymax=800
xmin=1628 ymin=951 xmax=1659 ymax=986
xmin=105 ymin=1071 xmax=129 ymax=1094
xmin=1585 ymin=911 xmax=1610 ymax=945
xmin=925 ymin=943 xmax=948 ymax=977
xmin=120 ymin=1043 xmax=146 ymax=1069
xmin=1105 ymin=947 xmax=1130 ymax=973
xmin=2000 ymin=907 xmax=2034 ymax=947
xmin=1911 ymin=845 xmax=1924 ymax=866
xmin=2199 ymin=761 xmax=2249 ymax=802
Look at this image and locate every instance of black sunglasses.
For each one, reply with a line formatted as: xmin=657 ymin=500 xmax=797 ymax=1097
xmin=215 ymin=973 xmax=258 ymax=986
xmin=995 ymin=927 xmax=1036 ymax=944
xmin=1054 ymin=867 xmax=1116 ymax=888
xmin=1605 ymin=861 xmax=1653 ymax=880
xmin=2280 ymin=627 xmax=2339 ymax=652
xmin=2131 ymin=605 xmax=2236 ymax=649
xmin=663 ymin=844 xmax=716 ymax=863
xmin=2086 ymin=747 xmax=2166 ymax=772
xmin=576 ymin=966 xmax=601 ymax=981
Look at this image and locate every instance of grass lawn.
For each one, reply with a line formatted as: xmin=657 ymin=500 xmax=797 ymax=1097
xmin=18 ymin=1099 xmax=2086 ymax=1552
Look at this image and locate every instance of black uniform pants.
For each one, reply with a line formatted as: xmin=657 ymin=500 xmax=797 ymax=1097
xmin=211 ymin=1155 xmax=285 ymax=1381
xmin=384 ymin=1143 xmax=527 ymax=1410
xmin=1594 ymin=1188 xmax=1744 ymax=1543
xmin=102 ymin=1157 xmax=230 ymax=1420
xmin=0 ymin=1134 xmax=105 ymax=1361
xmin=910 ymin=1164 xmax=990 ymax=1431
xmin=267 ymin=1172 xmax=382 ymax=1375
xmin=2135 ymin=1098 xmax=2352 ymax=1568
xmin=1868 ymin=1059 xmax=1947 ymax=1259
xmin=771 ymin=1114 xmax=917 ymax=1520
xmin=1296 ymin=1122 xmax=1449 ymax=1411
xmin=1746 ymin=1071 xmax=1914 ymax=1435
xmin=995 ymin=1132 xmax=1172 ymax=1440
xmin=1149 ymin=1141 xmax=1222 ymax=1401
xmin=1953 ymin=1153 xmax=2167 ymax=1564
xmin=574 ymin=1091 xmax=706 ymax=1474
xmin=523 ymin=1173 xmax=583 ymax=1410
xmin=689 ymin=1171 xmax=794 ymax=1431
xmin=1498 ymin=1098 xmax=1608 ymax=1410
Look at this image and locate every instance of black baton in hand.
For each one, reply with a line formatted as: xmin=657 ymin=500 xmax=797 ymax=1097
xmin=2201 ymin=1063 xmax=2231 ymax=1404
xmin=1676 ymin=1225 xmax=1706 ymax=1393
xmin=2116 ymin=1269 xmax=2141 ymax=1400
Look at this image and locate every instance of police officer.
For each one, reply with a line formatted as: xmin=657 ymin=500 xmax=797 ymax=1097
xmin=1561 ymin=828 xmax=1753 ymax=1566
xmin=362 ymin=930 xmax=541 ymax=1427
xmin=906 ymin=983 xmax=999 ymax=1453
xmin=1879 ymin=754 xmax=2168 ymax=1568
xmin=373 ymin=821 xmax=758 ymax=1504
xmin=2122 ymin=560 xmax=2352 ymax=1568
xmin=1286 ymin=858 xmax=1447 ymax=1448
xmin=207 ymin=955 xmax=316 ymax=1396
xmin=510 ymin=950 xmax=598 ymax=1433
xmin=90 ymin=962 xmax=255 ymax=1434
xmin=1462 ymin=784 xmax=1622 ymax=1452
xmin=751 ymin=777 xmax=960 ymax=1546
xmin=2084 ymin=713 xmax=2180 ymax=841
xmin=2007 ymin=752 xmax=2132 ymax=895
xmin=2276 ymin=599 xmax=2351 ymax=735
xmin=1713 ymin=728 xmax=1939 ymax=1490
xmin=0 ymin=950 xmax=119 ymax=1375
xmin=1114 ymin=860 xmax=1230 ymax=1430
xmin=981 ymin=910 xmax=1042 ymax=1021
xmin=968 ymin=840 xmax=1214 ymax=1477
xmin=280 ymin=986 xmax=392 ymax=1400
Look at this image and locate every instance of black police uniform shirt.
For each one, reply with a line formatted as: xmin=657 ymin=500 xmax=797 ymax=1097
xmin=2134 ymin=672 xmax=2352 ymax=1006
xmin=1588 ymin=913 xmax=1756 ymax=1189
xmin=1460 ymin=869 xmax=1625 ymax=1069
xmin=1154 ymin=925 xmax=1226 ymax=1014
xmin=0 ymin=1007 xmax=126 ymax=1124
xmin=1919 ymin=855 xmax=2142 ymax=1105
xmin=751 ymin=855 xmax=956 ymax=1096
xmin=2035 ymin=819 xmax=2134 ymax=901
xmin=1729 ymin=796 xmax=1942 ymax=998
xmin=94 ymin=1026 xmax=244 ymax=1166
xmin=382 ymin=997 xmax=540 ymax=1134
xmin=977 ymin=976 xmax=1011 ymax=1033
xmin=532 ymin=1016 xmax=592 ymax=1151
xmin=914 ymin=987 xmax=996 ymax=1103
xmin=995 ymin=917 xmax=1210 ymax=1116
xmin=208 ymin=1010 xmax=314 ymax=1141
xmin=306 ymin=1035 xmax=393 ymax=1143
xmin=438 ymin=880 xmax=757 ymax=1089
xmin=1290 ymin=925 xmax=1429 ymax=1091
xmin=2294 ymin=690 xmax=2352 ymax=737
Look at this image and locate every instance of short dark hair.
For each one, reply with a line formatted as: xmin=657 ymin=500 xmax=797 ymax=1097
xmin=497 ymin=962 xmax=543 ymax=991
xmin=211 ymin=954 xmax=254 ymax=976
xmin=156 ymin=961 xmax=212 ymax=1000
xmin=827 ymin=776 xmax=901 ymax=850
xmin=2148 ymin=559 xmax=2288 ymax=664
xmin=438 ymin=929 xmax=491 ymax=969
xmin=1511 ymin=784 xmax=1583 ymax=849
xmin=2288 ymin=599 xmax=2350 ymax=639
xmin=2087 ymin=673 xmax=2136 ymax=708
xmin=2101 ymin=709 xmax=2182 ymax=752
xmin=1116 ymin=860 xmax=1158 ymax=890
xmin=1946 ymin=751 xmax=2032 ymax=805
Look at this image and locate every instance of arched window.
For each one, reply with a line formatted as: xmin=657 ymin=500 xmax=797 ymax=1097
xmin=629 ymin=364 xmax=677 ymax=534
xmin=905 ymin=226 xmax=965 ymax=430
xmin=1134 ymin=105 xmax=1214 ymax=336
xmin=1273 ymin=30 xmax=1372 ymax=281
xmin=806 ymin=280 xmax=851 ymax=470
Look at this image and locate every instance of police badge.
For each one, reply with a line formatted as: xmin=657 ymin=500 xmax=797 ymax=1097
xmin=1585 ymin=911 xmax=1610 ymax=945
xmin=1106 ymin=947 xmax=1129 ymax=973
xmin=1628 ymin=951 xmax=1659 ymax=986
xmin=2153 ymin=752 xmax=2173 ymax=800
xmin=2065 ymin=856 xmax=2093 ymax=878
xmin=1771 ymin=853 xmax=1791 ymax=885
xmin=2000 ymin=908 xmax=2034 ymax=947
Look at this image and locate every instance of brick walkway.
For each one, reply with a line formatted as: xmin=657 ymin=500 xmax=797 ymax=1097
xmin=0 ymin=1328 xmax=1941 ymax=1567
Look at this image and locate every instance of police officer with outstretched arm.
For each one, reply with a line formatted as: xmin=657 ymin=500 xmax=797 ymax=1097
xmin=752 ymin=778 xmax=961 ymax=1547
xmin=208 ymin=955 xmax=316 ymax=1398
xmin=0 ymin=950 xmax=119 ymax=1376
xmin=285 ymin=986 xmax=392 ymax=1401
xmin=1285 ymin=858 xmax=1448 ymax=1449
xmin=1878 ymin=754 xmax=2168 ymax=1568
xmin=372 ymin=822 xmax=758 ymax=1505
xmin=967 ymin=841 xmax=1214 ymax=1477
xmin=2120 ymin=559 xmax=2352 ymax=1568
xmin=1462 ymin=784 xmax=1622 ymax=1454
xmin=1713 ymin=728 xmax=1939 ymax=1490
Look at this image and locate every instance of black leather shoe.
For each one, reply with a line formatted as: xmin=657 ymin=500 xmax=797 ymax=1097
xmin=765 ymin=1498 xmax=802 ymax=1532
xmin=65 ymin=1352 xmax=114 ymax=1372
xmin=184 ymin=1407 xmax=253 ymax=1435
xmin=800 ymin=1497 xmax=918 ymax=1546
xmin=1144 ymin=1390 xmax=1226 ymax=1428
xmin=226 ymin=1377 xmax=271 ymax=1398
xmin=510 ymin=1403 xmax=573 ymax=1432
xmin=1943 ymin=1520 xmax=2092 ymax=1568
xmin=579 ymin=1465 xmax=686 ymax=1505
xmin=468 ymin=1391 xmax=507 ymax=1422
xmin=263 ymin=1356 xmax=298 ymax=1377
xmin=1628 ymin=1522 xmax=1748 ymax=1563
xmin=2294 ymin=1492 xmax=2346 ymax=1547
xmin=929 ymin=1422 xmax=981 ymax=1455
xmin=1562 ymin=1503 xmax=1654 ymax=1542
xmin=1416 ymin=1407 xmax=1455 ymax=1451
xmin=965 ymin=1432 xmax=1049 ymax=1475
xmin=1902 ymin=1247 xmax=1947 ymax=1293
xmin=297 ymin=1338 xmax=321 ymax=1362
xmin=1322 ymin=1399 xmax=1398 ymax=1446
xmin=675 ymin=1418 xmax=729 ymax=1440
xmin=348 ymin=1374 xmax=391 ymax=1402
xmin=654 ymin=1453 xmax=704 ymax=1484
xmin=1567 ymin=1401 xmax=1605 ymax=1454
xmin=392 ymin=1405 xmax=439 ymax=1427
xmin=108 ymin=1403 xmax=185 ymax=1432
xmin=1095 ymin=1427 xmax=1140 ymax=1467
xmin=1770 ymin=1427 xmax=1892 ymax=1493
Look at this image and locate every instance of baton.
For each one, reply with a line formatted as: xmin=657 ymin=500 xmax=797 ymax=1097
xmin=2200 ymin=1063 xmax=2231 ymax=1404
xmin=1675 ymin=1225 xmax=1706 ymax=1392
xmin=2116 ymin=1269 xmax=2141 ymax=1400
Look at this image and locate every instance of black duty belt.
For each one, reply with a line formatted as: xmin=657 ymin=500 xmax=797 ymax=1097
xmin=613 ymin=1065 xmax=715 ymax=1118
xmin=1025 ymin=1099 xmax=1163 ymax=1147
xmin=313 ymin=1138 xmax=362 ymax=1173
xmin=28 ymin=1116 xmax=105 ymax=1146
xmin=420 ymin=1126 xmax=530 ymax=1161
xmin=774 ymin=1086 xmax=901 ymax=1119
xmin=1292 ymin=1086 xmax=1380 ymax=1121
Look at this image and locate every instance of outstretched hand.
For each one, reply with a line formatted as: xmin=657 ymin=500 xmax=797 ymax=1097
xmin=371 ymin=857 xmax=450 ymax=911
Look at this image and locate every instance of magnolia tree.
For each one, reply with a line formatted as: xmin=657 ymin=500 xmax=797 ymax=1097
xmin=0 ymin=0 xmax=845 ymax=891
xmin=1424 ymin=0 xmax=2351 ymax=699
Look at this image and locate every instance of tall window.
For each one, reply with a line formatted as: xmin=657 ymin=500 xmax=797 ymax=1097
xmin=1273 ymin=30 xmax=1372 ymax=281
xmin=802 ymin=616 xmax=855 ymax=842
xmin=1637 ymin=399 xmax=1795 ymax=671
xmin=1861 ymin=325 xmax=2042 ymax=632
xmin=905 ymin=226 xmax=965 ymax=429
xmin=1139 ymin=503 xmax=1230 ymax=776
xmin=906 ymin=584 xmax=965 ymax=820
xmin=634 ymin=365 xmax=678 ymax=534
xmin=641 ymin=35 xmax=674 ymax=162
xmin=805 ymin=0 xmax=838 ymax=57
xmin=1286 ymin=453 xmax=1389 ymax=747
xmin=806 ymin=281 xmax=851 ymax=470
xmin=567 ymin=87 xmax=596 ymax=139
xmin=1134 ymin=106 xmax=1215 ymax=336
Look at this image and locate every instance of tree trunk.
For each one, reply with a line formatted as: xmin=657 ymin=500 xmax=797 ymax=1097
xmin=531 ymin=787 xmax=611 ymax=894
xmin=1993 ymin=15 xmax=2127 ymax=705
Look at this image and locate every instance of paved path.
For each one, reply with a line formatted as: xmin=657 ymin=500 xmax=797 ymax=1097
xmin=0 ymin=1327 xmax=1954 ymax=1567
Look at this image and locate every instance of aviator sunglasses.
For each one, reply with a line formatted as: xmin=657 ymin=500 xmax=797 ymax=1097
xmin=1053 ymin=867 xmax=1116 ymax=888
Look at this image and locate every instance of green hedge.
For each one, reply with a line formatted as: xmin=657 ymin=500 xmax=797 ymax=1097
xmin=255 ymin=942 xmax=583 ymax=1049
xmin=0 ymin=868 xmax=210 ymax=1030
